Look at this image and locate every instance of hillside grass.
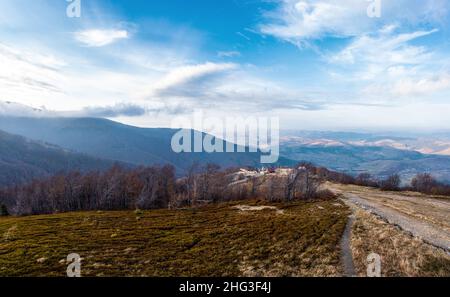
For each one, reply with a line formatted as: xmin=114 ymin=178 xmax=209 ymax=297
xmin=0 ymin=199 xmax=349 ymax=277
xmin=328 ymin=183 xmax=450 ymax=276
xmin=350 ymin=207 xmax=450 ymax=277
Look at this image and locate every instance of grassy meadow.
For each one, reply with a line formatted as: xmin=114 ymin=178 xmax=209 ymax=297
xmin=0 ymin=199 xmax=349 ymax=277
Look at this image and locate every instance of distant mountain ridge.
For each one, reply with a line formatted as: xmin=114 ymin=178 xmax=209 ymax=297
xmin=0 ymin=129 xmax=118 ymax=186
xmin=281 ymin=130 xmax=450 ymax=156
xmin=3 ymin=113 xmax=450 ymax=186
xmin=0 ymin=116 xmax=289 ymax=175
xmin=281 ymin=134 xmax=450 ymax=183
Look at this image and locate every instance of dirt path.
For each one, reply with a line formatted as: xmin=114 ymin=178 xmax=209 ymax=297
xmin=340 ymin=215 xmax=356 ymax=277
xmin=330 ymin=184 xmax=450 ymax=252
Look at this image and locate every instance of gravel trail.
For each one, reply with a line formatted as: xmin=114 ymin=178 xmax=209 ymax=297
xmin=340 ymin=215 xmax=356 ymax=277
xmin=342 ymin=192 xmax=450 ymax=251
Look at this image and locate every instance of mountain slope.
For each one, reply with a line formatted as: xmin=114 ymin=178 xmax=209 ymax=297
xmin=0 ymin=130 xmax=118 ymax=186
xmin=281 ymin=130 xmax=450 ymax=156
xmin=280 ymin=142 xmax=450 ymax=183
xmin=0 ymin=117 xmax=287 ymax=173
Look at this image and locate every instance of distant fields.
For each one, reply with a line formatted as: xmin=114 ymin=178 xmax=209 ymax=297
xmin=0 ymin=200 xmax=349 ymax=277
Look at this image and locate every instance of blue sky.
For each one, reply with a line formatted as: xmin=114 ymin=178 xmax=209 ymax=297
xmin=1 ymin=0 xmax=450 ymax=131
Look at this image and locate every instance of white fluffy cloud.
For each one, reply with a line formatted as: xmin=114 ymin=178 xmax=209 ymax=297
xmin=392 ymin=73 xmax=450 ymax=97
xmin=0 ymin=101 xmax=53 ymax=117
xmin=326 ymin=25 xmax=450 ymax=100
xmin=0 ymin=41 xmax=324 ymax=120
xmin=217 ymin=51 xmax=241 ymax=58
xmin=331 ymin=28 xmax=436 ymax=65
xmin=261 ymin=0 xmax=370 ymax=44
xmin=150 ymin=62 xmax=237 ymax=97
xmin=259 ymin=0 xmax=450 ymax=107
xmin=0 ymin=42 xmax=158 ymax=111
xmin=329 ymin=27 xmax=438 ymax=79
xmin=0 ymin=43 xmax=65 ymax=97
xmin=2 ymin=0 xmax=450 ymax=130
xmin=146 ymin=62 xmax=326 ymax=112
xmin=74 ymin=29 xmax=129 ymax=47
xmin=260 ymin=0 xmax=448 ymax=45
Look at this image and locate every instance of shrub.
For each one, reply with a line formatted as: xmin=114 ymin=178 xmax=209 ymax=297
xmin=0 ymin=204 xmax=9 ymax=216
xmin=380 ymin=174 xmax=401 ymax=191
xmin=411 ymin=173 xmax=438 ymax=194
xmin=314 ymin=189 xmax=337 ymax=200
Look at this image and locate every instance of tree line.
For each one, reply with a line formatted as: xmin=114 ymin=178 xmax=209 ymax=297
xmin=0 ymin=164 xmax=248 ymax=216
xmin=0 ymin=163 xmax=329 ymax=216
xmin=0 ymin=162 xmax=449 ymax=216
xmin=308 ymin=164 xmax=450 ymax=195
xmin=0 ymin=165 xmax=176 ymax=216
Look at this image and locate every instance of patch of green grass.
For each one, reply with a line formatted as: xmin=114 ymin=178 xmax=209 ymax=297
xmin=0 ymin=200 xmax=349 ymax=277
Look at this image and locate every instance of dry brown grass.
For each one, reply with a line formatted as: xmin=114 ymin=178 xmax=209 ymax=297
xmin=350 ymin=207 xmax=450 ymax=277
xmin=347 ymin=186 xmax=450 ymax=231
xmin=0 ymin=199 xmax=349 ymax=277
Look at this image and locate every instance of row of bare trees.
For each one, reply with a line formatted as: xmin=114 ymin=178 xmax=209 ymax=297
xmin=355 ymin=172 xmax=450 ymax=195
xmin=409 ymin=173 xmax=450 ymax=195
xmin=0 ymin=163 xmax=247 ymax=216
xmin=0 ymin=165 xmax=176 ymax=216
xmin=307 ymin=163 xmax=450 ymax=195
xmin=2 ymin=162 xmax=448 ymax=216
xmin=0 ymin=163 xmax=329 ymax=216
